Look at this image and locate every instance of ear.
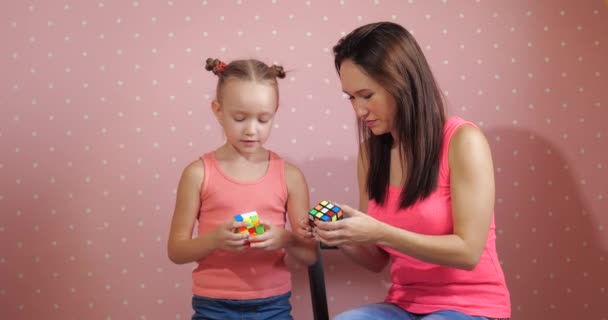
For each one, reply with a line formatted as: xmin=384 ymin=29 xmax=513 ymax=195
xmin=211 ymin=100 xmax=222 ymax=120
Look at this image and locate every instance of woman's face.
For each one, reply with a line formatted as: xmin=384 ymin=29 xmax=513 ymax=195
xmin=339 ymin=59 xmax=398 ymax=138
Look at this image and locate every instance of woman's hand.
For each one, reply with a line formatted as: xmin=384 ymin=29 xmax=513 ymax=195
xmin=313 ymin=204 xmax=384 ymax=247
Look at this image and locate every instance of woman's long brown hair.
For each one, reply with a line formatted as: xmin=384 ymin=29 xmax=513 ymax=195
xmin=333 ymin=22 xmax=446 ymax=209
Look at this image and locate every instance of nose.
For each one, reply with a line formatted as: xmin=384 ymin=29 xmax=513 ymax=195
xmin=244 ymin=120 xmax=256 ymax=136
xmin=353 ymin=100 xmax=369 ymax=118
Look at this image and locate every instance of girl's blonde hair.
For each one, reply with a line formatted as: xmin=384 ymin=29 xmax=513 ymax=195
xmin=205 ymin=58 xmax=286 ymax=103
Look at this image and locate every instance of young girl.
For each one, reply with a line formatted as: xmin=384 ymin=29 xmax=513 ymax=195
xmin=168 ymin=58 xmax=317 ymax=320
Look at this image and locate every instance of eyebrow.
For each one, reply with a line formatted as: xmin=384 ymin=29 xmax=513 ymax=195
xmin=342 ymin=89 xmax=372 ymax=95
xmin=231 ymin=110 xmax=273 ymax=117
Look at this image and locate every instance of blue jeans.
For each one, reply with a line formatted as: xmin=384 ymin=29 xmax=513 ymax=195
xmin=191 ymin=292 xmax=293 ymax=320
xmin=333 ymin=303 xmax=509 ymax=320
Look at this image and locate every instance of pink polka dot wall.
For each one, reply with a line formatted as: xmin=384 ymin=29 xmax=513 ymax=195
xmin=0 ymin=1 xmax=606 ymax=319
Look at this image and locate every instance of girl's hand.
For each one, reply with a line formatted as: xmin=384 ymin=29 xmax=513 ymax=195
xmin=211 ymin=220 xmax=250 ymax=251
xmin=295 ymin=216 xmax=315 ymax=241
xmin=248 ymin=222 xmax=291 ymax=251
xmin=313 ymin=204 xmax=383 ymax=247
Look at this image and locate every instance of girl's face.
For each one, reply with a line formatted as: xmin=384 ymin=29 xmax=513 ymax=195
xmin=212 ymin=79 xmax=278 ymax=155
xmin=339 ymin=59 xmax=398 ymax=139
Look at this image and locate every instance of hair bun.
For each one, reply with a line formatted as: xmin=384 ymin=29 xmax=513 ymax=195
xmin=272 ymin=65 xmax=286 ymax=79
xmin=205 ymin=58 xmax=226 ymax=75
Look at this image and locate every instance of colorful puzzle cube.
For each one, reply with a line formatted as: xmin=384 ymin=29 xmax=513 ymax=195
xmin=308 ymin=200 xmax=343 ymax=227
xmin=234 ymin=211 xmax=265 ymax=236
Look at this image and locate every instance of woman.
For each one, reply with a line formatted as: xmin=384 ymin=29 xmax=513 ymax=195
xmin=309 ymin=22 xmax=511 ymax=320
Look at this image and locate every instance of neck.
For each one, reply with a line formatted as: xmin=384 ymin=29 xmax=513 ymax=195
xmin=217 ymin=143 xmax=268 ymax=162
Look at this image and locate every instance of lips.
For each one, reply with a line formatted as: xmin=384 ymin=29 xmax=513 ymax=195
xmin=365 ymin=120 xmax=378 ymax=127
xmin=241 ymin=140 xmax=257 ymax=146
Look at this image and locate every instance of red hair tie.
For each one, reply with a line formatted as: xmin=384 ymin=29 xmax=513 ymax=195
xmin=214 ymin=62 xmax=227 ymax=75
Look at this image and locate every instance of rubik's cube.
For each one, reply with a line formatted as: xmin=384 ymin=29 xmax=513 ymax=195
xmin=234 ymin=211 xmax=265 ymax=236
xmin=308 ymin=200 xmax=343 ymax=227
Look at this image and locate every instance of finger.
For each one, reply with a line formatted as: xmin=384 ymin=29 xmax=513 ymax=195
xmin=315 ymin=219 xmax=346 ymax=231
xmin=230 ymin=221 xmax=249 ymax=229
xmin=319 ymin=239 xmax=343 ymax=247
xmin=225 ymin=222 xmax=247 ymax=235
xmin=301 ymin=235 xmax=315 ymax=241
xmin=298 ymin=228 xmax=314 ymax=239
xmin=313 ymin=231 xmax=343 ymax=247
xmin=248 ymin=239 xmax=272 ymax=249
xmin=227 ymin=231 xmax=250 ymax=241
xmin=225 ymin=238 xmax=249 ymax=248
xmin=296 ymin=231 xmax=314 ymax=241
xmin=338 ymin=204 xmax=360 ymax=217
xmin=297 ymin=223 xmax=312 ymax=233
xmin=314 ymin=225 xmax=342 ymax=241
xmin=248 ymin=232 xmax=270 ymax=242
xmin=257 ymin=220 xmax=273 ymax=229
xmin=299 ymin=217 xmax=311 ymax=227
